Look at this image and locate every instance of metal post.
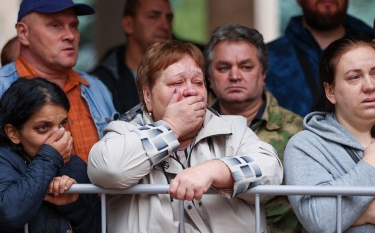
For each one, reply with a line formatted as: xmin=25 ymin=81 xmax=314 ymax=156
xmin=102 ymin=193 xmax=106 ymax=233
xmin=337 ymin=195 xmax=342 ymax=233
xmin=24 ymin=223 xmax=28 ymax=233
xmin=255 ymin=194 xmax=260 ymax=233
xmin=179 ymin=200 xmax=185 ymax=233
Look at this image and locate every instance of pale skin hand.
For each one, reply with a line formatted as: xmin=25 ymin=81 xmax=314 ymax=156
xmin=44 ymin=175 xmax=79 ymax=206
xmin=353 ymin=142 xmax=375 ymax=225
xmin=44 ymin=127 xmax=73 ymax=164
xmin=162 ymin=88 xmax=206 ymax=142
xmin=169 ymin=160 xmax=234 ymax=201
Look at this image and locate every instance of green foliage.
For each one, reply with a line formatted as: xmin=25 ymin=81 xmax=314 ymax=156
xmin=170 ymin=0 xmax=208 ymax=44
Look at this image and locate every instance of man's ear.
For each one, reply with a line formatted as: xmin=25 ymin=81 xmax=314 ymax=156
xmin=142 ymin=86 xmax=153 ymax=112
xmin=121 ymin=16 xmax=134 ymax=35
xmin=3 ymin=124 xmax=21 ymax=144
xmin=207 ymin=76 xmax=213 ymax=89
xmin=261 ymin=72 xmax=266 ymax=86
xmin=16 ymin=21 xmax=30 ymax=46
xmin=324 ymin=82 xmax=336 ymax=105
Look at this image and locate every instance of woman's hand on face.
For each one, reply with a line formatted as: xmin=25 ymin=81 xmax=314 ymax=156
xmin=162 ymin=88 xmax=206 ymax=139
xmin=44 ymin=175 xmax=79 ymax=206
xmin=45 ymin=127 xmax=73 ymax=164
xmin=363 ymin=142 xmax=375 ymax=168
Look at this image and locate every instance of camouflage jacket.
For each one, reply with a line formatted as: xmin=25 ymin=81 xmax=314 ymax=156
xmin=252 ymin=89 xmax=303 ymax=233
xmin=250 ymin=89 xmax=303 ymax=161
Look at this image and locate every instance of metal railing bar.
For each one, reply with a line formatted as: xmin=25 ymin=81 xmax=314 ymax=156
xmin=337 ymin=195 xmax=342 ymax=233
xmin=255 ymin=194 xmax=260 ymax=233
xmin=243 ymin=185 xmax=375 ymax=196
xmin=67 ymin=184 xmax=375 ymax=196
xmin=58 ymin=184 xmax=375 ymax=233
xmin=101 ymin=193 xmax=106 ymax=233
xmin=179 ymin=200 xmax=185 ymax=233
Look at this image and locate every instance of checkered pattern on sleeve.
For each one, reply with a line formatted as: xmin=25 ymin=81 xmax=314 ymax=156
xmin=133 ymin=121 xmax=180 ymax=167
xmin=220 ymin=155 xmax=262 ymax=196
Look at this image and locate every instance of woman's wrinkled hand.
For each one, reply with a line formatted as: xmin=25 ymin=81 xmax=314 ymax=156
xmin=162 ymin=88 xmax=206 ymax=140
xmin=169 ymin=160 xmax=233 ymax=201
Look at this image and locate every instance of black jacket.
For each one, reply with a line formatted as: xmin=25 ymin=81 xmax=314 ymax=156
xmin=0 ymin=144 xmax=101 ymax=233
xmin=91 ymin=45 xmax=140 ymax=114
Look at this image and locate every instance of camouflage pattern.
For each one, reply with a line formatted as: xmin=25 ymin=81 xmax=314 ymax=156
xmin=250 ymin=89 xmax=304 ymax=233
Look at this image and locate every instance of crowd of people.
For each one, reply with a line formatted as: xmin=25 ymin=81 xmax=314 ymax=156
xmin=0 ymin=0 xmax=374 ymax=232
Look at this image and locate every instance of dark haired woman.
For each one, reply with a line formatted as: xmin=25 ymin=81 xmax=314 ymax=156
xmin=285 ymin=37 xmax=375 ymax=233
xmin=0 ymin=78 xmax=100 ymax=232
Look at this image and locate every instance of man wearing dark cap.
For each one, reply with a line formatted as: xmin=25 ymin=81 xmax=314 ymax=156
xmin=0 ymin=0 xmax=118 ymax=163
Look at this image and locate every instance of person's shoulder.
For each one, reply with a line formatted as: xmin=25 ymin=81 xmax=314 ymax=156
xmin=344 ymin=15 xmax=373 ymax=38
xmin=61 ymin=155 xmax=90 ymax=183
xmin=345 ymin=15 xmax=372 ymax=30
xmin=66 ymin=154 xmax=87 ymax=166
xmin=99 ymin=44 xmax=126 ymax=63
xmin=218 ymin=113 xmax=248 ymax=131
xmin=0 ymin=145 xmax=20 ymax=163
xmin=78 ymin=71 xmax=109 ymax=88
xmin=265 ymin=90 xmax=303 ymax=121
xmin=279 ymin=106 xmax=303 ymax=124
xmin=267 ymin=35 xmax=290 ymax=47
xmin=90 ymin=45 xmax=125 ymax=79
xmin=78 ymin=71 xmax=100 ymax=81
xmin=204 ymin=109 xmax=247 ymax=134
xmin=0 ymin=62 xmax=17 ymax=77
xmin=266 ymin=36 xmax=295 ymax=61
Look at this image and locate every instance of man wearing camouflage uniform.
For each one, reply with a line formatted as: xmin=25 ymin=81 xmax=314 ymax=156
xmin=204 ymin=24 xmax=304 ymax=233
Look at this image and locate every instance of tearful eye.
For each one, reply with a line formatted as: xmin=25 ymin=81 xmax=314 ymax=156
xmin=349 ymin=76 xmax=360 ymax=80
xmin=36 ymin=125 xmax=48 ymax=133
xmin=59 ymin=119 xmax=68 ymax=129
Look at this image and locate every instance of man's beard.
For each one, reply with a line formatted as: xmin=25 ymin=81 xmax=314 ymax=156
xmin=302 ymin=3 xmax=348 ymax=31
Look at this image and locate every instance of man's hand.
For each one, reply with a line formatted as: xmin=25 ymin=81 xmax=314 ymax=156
xmin=44 ymin=175 xmax=79 ymax=206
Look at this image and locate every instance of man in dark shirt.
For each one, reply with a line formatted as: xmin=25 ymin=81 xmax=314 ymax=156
xmin=266 ymin=0 xmax=373 ymax=116
xmin=91 ymin=0 xmax=173 ymax=114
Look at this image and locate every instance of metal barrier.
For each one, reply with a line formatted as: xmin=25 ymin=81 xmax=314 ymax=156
xmin=24 ymin=184 xmax=375 ymax=233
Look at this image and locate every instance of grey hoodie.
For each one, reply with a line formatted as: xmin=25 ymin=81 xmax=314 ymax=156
xmin=284 ymin=111 xmax=375 ymax=233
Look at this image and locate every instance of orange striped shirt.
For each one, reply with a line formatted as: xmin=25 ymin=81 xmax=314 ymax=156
xmin=15 ymin=56 xmax=99 ymax=163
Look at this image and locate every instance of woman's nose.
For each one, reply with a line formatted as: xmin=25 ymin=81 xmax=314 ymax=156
xmin=363 ymin=76 xmax=375 ymax=92
xmin=182 ymin=87 xmax=198 ymax=97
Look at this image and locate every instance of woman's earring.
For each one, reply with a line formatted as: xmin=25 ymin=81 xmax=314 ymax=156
xmin=148 ymin=111 xmax=152 ymax=117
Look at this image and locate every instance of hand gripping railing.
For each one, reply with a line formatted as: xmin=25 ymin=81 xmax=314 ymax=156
xmin=24 ymin=185 xmax=375 ymax=233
